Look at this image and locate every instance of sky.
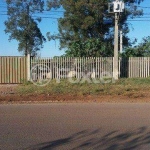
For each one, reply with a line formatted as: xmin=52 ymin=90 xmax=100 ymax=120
xmin=0 ymin=0 xmax=150 ymax=57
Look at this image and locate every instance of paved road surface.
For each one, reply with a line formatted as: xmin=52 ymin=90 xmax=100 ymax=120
xmin=1 ymin=103 xmax=150 ymax=150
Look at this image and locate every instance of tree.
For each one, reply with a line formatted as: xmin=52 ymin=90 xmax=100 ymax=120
xmin=47 ymin=0 xmax=144 ymax=57
xmin=122 ymin=36 xmax=150 ymax=57
xmin=65 ymin=38 xmax=113 ymax=57
xmin=5 ymin=0 xmax=46 ymax=56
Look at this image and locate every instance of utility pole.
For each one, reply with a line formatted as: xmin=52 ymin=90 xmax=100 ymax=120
xmin=26 ymin=4 xmax=31 ymax=81
xmin=109 ymin=0 xmax=124 ymax=80
xmin=120 ymin=29 xmax=123 ymax=53
xmin=25 ymin=4 xmax=30 ymax=56
xmin=113 ymin=12 xmax=119 ymax=80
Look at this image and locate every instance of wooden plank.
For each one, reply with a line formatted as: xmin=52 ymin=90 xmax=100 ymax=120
xmin=135 ymin=57 xmax=138 ymax=78
xmin=6 ymin=57 xmax=10 ymax=83
xmin=3 ymin=57 xmax=6 ymax=83
xmin=15 ymin=57 xmax=18 ymax=83
xmin=139 ymin=57 xmax=141 ymax=78
xmin=2 ymin=57 xmax=5 ymax=83
xmin=145 ymin=57 xmax=147 ymax=78
xmin=20 ymin=57 xmax=24 ymax=82
xmin=128 ymin=57 xmax=131 ymax=78
xmin=18 ymin=57 xmax=21 ymax=83
xmin=141 ymin=57 xmax=144 ymax=78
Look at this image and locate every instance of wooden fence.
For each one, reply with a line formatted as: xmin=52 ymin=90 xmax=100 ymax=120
xmin=119 ymin=57 xmax=150 ymax=78
xmin=30 ymin=57 xmax=150 ymax=80
xmin=128 ymin=57 xmax=150 ymax=78
xmin=0 ymin=57 xmax=27 ymax=83
xmin=1 ymin=56 xmax=150 ymax=84
xmin=30 ymin=57 xmax=113 ymax=80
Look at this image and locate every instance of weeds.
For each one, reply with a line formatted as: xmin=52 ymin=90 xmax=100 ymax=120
xmin=17 ymin=78 xmax=150 ymax=96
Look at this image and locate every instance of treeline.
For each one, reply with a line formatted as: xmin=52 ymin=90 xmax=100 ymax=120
xmin=5 ymin=0 xmax=149 ymax=57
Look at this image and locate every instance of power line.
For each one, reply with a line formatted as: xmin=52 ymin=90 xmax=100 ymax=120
xmin=127 ymin=20 xmax=150 ymax=21
xmin=134 ymin=17 xmax=150 ymax=18
xmin=33 ymin=16 xmax=60 ymax=19
xmin=1 ymin=13 xmax=150 ymax=21
xmin=0 ymin=13 xmax=62 ymax=19
xmin=137 ymin=6 xmax=150 ymax=8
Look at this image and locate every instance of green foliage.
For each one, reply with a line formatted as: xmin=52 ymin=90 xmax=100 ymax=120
xmin=122 ymin=36 xmax=150 ymax=57
xmin=5 ymin=0 xmax=46 ymax=56
xmin=65 ymin=38 xmax=113 ymax=57
xmin=47 ymin=0 xmax=144 ymax=57
xmin=47 ymin=0 xmax=60 ymax=9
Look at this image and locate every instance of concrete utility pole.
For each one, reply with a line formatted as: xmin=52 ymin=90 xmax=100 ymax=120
xmin=113 ymin=13 xmax=119 ymax=80
xmin=108 ymin=0 xmax=124 ymax=80
xmin=120 ymin=29 xmax=123 ymax=53
xmin=26 ymin=4 xmax=31 ymax=81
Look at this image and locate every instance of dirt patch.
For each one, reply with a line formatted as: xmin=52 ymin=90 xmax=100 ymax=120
xmin=0 ymin=84 xmax=150 ymax=104
xmin=0 ymin=84 xmax=18 ymax=94
xmin=1 ymin=93 xmax=150 ymax=104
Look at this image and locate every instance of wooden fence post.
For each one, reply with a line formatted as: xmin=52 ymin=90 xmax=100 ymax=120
xmin=27 ymin=53 xmax=31 ymax=81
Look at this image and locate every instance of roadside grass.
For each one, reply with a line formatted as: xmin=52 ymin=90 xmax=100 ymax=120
xmin=17 ymin=77 xmax=150 ymax=97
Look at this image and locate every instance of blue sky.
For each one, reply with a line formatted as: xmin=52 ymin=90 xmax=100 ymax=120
xmin=127 ymin=0 xmax=150 ymax=45
xmin=0 ymin=0 xmax=150 ymax=57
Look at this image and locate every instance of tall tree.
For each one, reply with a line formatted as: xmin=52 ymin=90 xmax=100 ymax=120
xmin=5 ymin=0 xmax=46 ymax=56
xmin=122 ymin=36 xmax=150 ymax=57
xmin=47 ymin=0 xmax=144 ymax=57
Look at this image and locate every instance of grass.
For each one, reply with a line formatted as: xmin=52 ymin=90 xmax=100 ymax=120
xmin=16 ymin=77 xmax=150 ymax=97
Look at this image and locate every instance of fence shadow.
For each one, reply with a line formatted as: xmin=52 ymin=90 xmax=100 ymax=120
xmin=26 ymin=126 xmax=150 ymax=150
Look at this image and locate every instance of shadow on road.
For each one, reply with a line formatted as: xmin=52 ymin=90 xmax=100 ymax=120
xmin=26 ymin=126 xmax=150 ymax=150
